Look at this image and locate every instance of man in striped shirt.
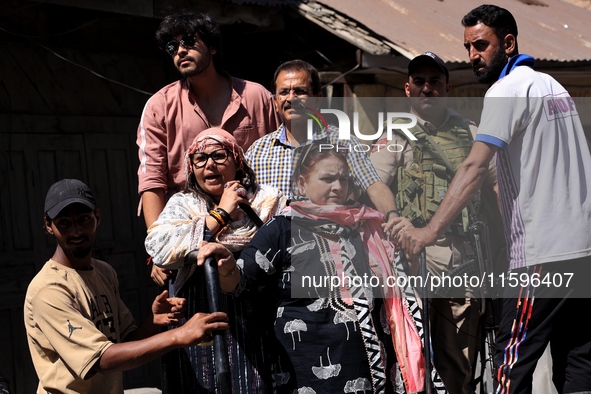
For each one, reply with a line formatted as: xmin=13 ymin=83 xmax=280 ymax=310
xmin=246 ymin=60 xmax=401 ymax=228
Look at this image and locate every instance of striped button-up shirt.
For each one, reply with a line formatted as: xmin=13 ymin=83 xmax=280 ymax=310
xmin=245 ymin=123 xmax=381 ymax=198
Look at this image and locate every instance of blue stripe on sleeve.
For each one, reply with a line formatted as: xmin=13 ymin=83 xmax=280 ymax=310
xmin=474 ymin=134 xmax=508 ymax=150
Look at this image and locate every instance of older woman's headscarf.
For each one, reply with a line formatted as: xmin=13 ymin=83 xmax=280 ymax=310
xmin=184 ymin=127 xmax=246 ymax=181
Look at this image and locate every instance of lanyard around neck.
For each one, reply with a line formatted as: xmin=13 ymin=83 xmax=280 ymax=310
xmin=498 ymin=54 xmax=536 ymax=79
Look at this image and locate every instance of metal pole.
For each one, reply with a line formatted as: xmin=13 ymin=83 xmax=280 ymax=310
xmin=420 ymin=249 xmax=433 ymax=394
xmin=185 ymin=205 xmax=262 ymax=393
xmin=203 ymin=255 xmax=232 ymax=394
xmin=185 ymin=251 xmax=231 ymax=394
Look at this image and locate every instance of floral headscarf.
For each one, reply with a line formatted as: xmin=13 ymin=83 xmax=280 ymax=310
xmin=184 ymin=127 xmax=246 ymax=181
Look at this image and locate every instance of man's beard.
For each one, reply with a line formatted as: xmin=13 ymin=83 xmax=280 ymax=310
xmin=178 ymin=53 xmax=212 ymax=78
xmin=59 ymin=236 xmax=93 ymax=260
xmin=474 ymin=46 xmax=507 ymax=84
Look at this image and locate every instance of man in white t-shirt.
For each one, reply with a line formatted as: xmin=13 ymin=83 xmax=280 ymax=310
xmin=25 ymin=179 xmax=228 ymax=393
xmin=398 ymin=5 xmax=591 ymax=393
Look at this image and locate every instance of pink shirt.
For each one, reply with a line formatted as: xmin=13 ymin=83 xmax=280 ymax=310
xmin=137 ymin=76 xmax=279 ymax=195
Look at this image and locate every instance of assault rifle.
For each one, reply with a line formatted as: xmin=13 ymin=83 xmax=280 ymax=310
xmin=469 ymin=217 xmax=502 ymax=394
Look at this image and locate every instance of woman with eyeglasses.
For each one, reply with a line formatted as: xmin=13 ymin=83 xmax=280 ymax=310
xmin=196 ymin=142 xmax=431 ymax=393
xmin=145 ymin=127 xmax=287 ymax=393
xmin=138 ymin=10 xmax=279 ymax=290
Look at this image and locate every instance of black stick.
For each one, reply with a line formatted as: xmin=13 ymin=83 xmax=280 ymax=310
xmin=186 ymin=205 xmax=264 ymax=393
xmin=185 ymin=251 xmax=231 ymax=394
xmin=420 ymin=249 xmax=433 ymax=394
xmin=239 ymin=202 xmax=264 ymax=227
xmin=203 ymin=254 xmax=232 ymax=393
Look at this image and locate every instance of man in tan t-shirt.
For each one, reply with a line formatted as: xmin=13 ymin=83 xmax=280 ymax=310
xmin=24 ymin=179 xmax=228 ymax=393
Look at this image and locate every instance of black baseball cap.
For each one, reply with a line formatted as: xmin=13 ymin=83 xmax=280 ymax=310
xmin=44 ymin=179 xmax=96 ymax=219
xmin=407 ymin=51 xmax=449 ymax=80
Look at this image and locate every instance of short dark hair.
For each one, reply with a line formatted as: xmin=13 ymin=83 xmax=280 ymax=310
xmin=155 ymin=10 xmax=223 ymax=70
xmin=273 ymin=60 xmax=322 ymax=95
xmin=462 ymin=4 xmax=519 ymax=54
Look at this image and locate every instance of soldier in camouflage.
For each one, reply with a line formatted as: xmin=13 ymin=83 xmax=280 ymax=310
xmin=370 ymin=52 xmax=504 ymax=394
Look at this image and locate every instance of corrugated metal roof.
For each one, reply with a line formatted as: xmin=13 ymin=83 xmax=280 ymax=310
xmin=310 ymin=0 xmax=591 ymax=63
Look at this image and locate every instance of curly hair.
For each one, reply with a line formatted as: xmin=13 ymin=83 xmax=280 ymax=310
xmin=155 ymin=10 xmax=223 ymax=70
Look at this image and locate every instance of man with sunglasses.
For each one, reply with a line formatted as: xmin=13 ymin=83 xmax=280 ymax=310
xmin=136 ymin=10 xmax=279 ymax=286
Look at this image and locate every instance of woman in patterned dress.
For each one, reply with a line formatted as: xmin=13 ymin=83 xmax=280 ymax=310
xmin=199 ymin=142 xmax=427 ymax=393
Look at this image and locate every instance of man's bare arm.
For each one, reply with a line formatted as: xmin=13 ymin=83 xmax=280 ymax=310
xmin=95 ymin=311 xmax=228 ymax=374
xmin=365 ymin=181 xmax=397 ymax=216
xmin=401 ymin=142 xmax=498 ymax=255
xmin=141 ymin=188 xmax=165 ymax=228
xmin=141 ymin=188 xmax=174 ymax=286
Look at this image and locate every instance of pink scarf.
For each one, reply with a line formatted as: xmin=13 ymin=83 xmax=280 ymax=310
xmin=290 ymin=202 xmax=425 ymax=393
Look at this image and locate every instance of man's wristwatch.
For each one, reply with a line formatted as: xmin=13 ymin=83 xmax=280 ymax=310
xmin=385 ymin=209 xmax=401 ymax=222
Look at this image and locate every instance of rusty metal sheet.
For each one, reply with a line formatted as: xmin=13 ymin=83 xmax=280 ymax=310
xmin=315 ymin=0 xmax=591 ymax=62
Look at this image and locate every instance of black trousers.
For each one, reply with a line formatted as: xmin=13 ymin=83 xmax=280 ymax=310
xmin=494 ymin=257 xmax=591 ymax=394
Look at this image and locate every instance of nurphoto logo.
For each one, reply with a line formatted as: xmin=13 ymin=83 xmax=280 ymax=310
xmin=307 ymin=109 xmax=418 ymax=142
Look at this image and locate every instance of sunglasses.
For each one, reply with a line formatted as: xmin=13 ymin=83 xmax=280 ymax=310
xmin=165 ymin=35 xmax=198 ymax=57
xmin=191 ymin=149 xmax=230 ymax=168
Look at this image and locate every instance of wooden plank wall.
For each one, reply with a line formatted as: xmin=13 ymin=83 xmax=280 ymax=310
xmin=0 ymin=7 xmax=171 ymax=388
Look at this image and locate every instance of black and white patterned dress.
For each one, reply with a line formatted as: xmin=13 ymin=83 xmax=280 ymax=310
xmin=238 ymin=214 xmax=396 ymax=394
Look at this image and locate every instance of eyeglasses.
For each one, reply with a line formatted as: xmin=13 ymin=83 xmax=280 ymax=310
xmin=191 ymin=149 xmax=230 ymax=168
xmin=165 ymin=35 xmax=198 ymax=56
xmin=275 ymin=87 xmax=311 ymax=99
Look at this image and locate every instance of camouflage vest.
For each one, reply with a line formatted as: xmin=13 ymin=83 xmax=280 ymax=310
xmin=395 ymin=115 xmax=475 ymax=229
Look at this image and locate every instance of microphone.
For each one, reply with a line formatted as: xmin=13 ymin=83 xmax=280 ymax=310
xmin=238 ymin=203 xmax=264 ymax=228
